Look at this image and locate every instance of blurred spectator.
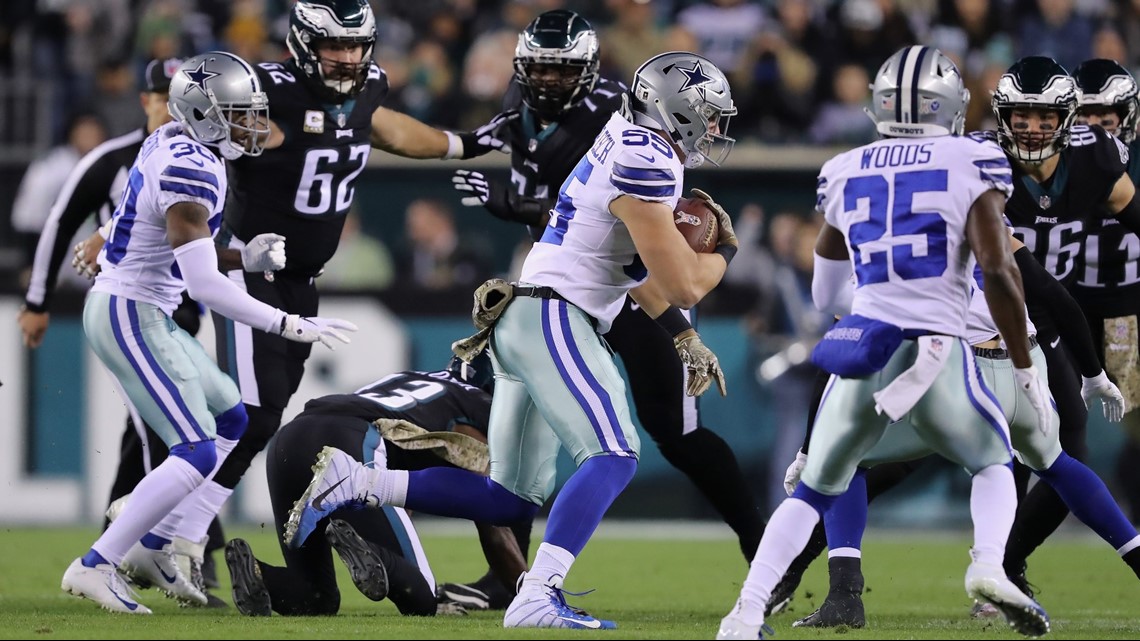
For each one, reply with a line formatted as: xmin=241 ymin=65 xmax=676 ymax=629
xmin=965 ymin=59 xmax=1007 ymax=132
xmin=398 ymin=198 xmax=493 ymax=290
xmin=809 ymin=63 xmax=876 ymax=145
xmin=11 ymin=112 xmax=106 ymax=237
xmin=599 ymin=0 xmax=696 ymax=85
xmin=1091 ymin=23 xmax=1128 ymax=64
xmin=93 ymin=58 xmax=139 ymax=137
xmin=389 ymin=39 xmax=461 ymax=128
xmin=320 ymin=209 xmax=396 ymax=291
xmin=722 ymin=203 xmax=779 ymax=333
xmin=676 ymin=0 xmax=767 ymax=80
xmin=224 ymin=0 xmax=270 ymax=64
xmin=928 ymin=0 xmax=1014 ymax=80
xmin=830 ymin=0 xmax=918 ymax=77
xmin=1017 ymin=0 xmax=1095 ymax=71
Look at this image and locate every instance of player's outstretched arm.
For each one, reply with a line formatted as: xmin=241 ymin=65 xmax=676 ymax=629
xmin=370 ymin=106 xmax=514 ymax=160
xmin=168 ymin=202 xmax=356 ymax=349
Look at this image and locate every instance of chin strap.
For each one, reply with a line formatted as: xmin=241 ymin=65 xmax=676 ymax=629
xmin=218 ymin=139 xmax=245 ymax=160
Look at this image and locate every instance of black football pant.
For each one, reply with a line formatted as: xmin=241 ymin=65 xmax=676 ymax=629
xmin=604 ymin=296 xmax=766 ymax=561
xmin=212 ymin=271 xmax=317 ymax=491
xmin=261 ymin=413 xmax=440 ymax=616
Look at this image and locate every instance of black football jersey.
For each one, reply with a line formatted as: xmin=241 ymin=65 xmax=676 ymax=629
xmin=224 ymin=59 xmax=389 ymax=275
xmin=501 ymin=77 xmax=626 ymax=232
xmin=298 ymin=370 xmax=491 ymax=437
xmin=1067 ymin=138 xmax=1140 ymax=318
xmin=1006 ymin=124 xmax=1128 ymax=284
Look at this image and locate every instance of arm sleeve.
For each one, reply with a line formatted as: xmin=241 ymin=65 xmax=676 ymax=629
xmin=811 ymin=254 xmax=854 ymax=315
xmin=24 ymin=153 xmax=116 ymax=311
xmin=173 ymin=238 xmax=284 ymax=335
xmin=1014 ymin=246 xmax=1102 ymax=377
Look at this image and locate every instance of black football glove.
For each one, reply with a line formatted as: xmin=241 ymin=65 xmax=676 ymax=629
xmin=456 ymin=110 xmax=519 ymax=159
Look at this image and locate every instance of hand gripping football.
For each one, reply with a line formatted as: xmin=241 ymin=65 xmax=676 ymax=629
xmin=674 ymin=197 xmax=719 ymax=253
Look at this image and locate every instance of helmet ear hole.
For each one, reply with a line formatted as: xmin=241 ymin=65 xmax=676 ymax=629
xmin=674 ymin=112 xmax=691 ymax=125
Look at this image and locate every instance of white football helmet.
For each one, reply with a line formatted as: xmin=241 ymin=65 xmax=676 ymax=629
xmin=628 ymin=51 xmax=736 ymax=168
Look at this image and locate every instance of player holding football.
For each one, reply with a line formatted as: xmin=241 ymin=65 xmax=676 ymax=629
xmin=443 ymin=9 xmax=765 ymax=608
xmin=717 ymin=45 xmax=1050 ymax=639
xmin=60 ymin=52 xmax=355 ymax=614
xmin=283 ymin=50 xmax=739 ymax=630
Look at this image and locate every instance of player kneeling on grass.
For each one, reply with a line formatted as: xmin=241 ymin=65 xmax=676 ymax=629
xmin=225 ymin=352 xmax=527 ymax=617
xmin=60 ymin=52 xmax=355 ymax=614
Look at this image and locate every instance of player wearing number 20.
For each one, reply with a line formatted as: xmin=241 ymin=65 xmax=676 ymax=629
xmin=718 ymin=46 xmax=1050 ymax=639
xmin=208 ymin=0 xmax=510 ymax=524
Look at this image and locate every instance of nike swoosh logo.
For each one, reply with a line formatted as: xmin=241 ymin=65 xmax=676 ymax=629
xmin=106 ymin=578 xmax=139 ymax=610
xmin=1050 ymin=337 xmax=1060 ymax=349
xmin=559 ymin=615 xmax=602 ymax=629
xmin=633 ymin=152 xmax=656 ymax=163
xmin=630 ymin=302 xmax=641 ymax=311
xmin=186 ymin=158 xmax=205 ymax=168
xmin=312 ymin=476 xmax=348 ymax=511
xmin=155 ymin=560 xmax=177 ymax=584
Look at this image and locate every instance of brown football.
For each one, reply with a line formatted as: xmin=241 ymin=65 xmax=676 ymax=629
xmin=674 ymin=197 xmax=719 ymax=253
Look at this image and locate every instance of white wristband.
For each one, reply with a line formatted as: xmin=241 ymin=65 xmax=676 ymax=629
xmin=97 ymin=219 xmax=113 ymax=240
xmin=444 ymin=131 xmax=463 ymax=160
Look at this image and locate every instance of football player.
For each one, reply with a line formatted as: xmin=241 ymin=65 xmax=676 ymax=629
xmin=75 ymin=0 xmax=516 ymax=572
xmin=283 ymin=50 xmax=739 ymax=629
xmin=1073 ymin=58 xmax=1140 ymax=523
xmin=717 ymin=46 xmax=1050 ymax=639
xmin=444 ymin=9 xmax=765 ymax=609
xmin=224 ymin=352 xmax=526 ymax=617
xmin=60 ymin=52 xmax=355 ymax=614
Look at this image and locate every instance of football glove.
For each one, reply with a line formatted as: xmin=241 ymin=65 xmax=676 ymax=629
xmin=452 ymin=170 xmax=491 ymax=207
xmin=241 ymin=233 xmax=286 ymax=272
xmin=1081 ymin=370 xmax=1126 ymax=423
xmin=457 ymin=110 xmax=518 ymax=159
xmin=691 ymin=188 xmax=737 ymax=250
xmin=783 ymin=451 xmax=808 ymax=496
xmin=674 ymin=328 xmax=727 ymax=397
xmin=279 ymin=315 xmax=357 ymax=350
xmin=1014 ymin=365 xmax=1052 ymax=436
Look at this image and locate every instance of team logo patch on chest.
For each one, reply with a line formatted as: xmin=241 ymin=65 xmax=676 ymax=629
xmin=1038 ymin=195 xmax=1052 ymax=210
xmin=304 ymin=110 xmax=324 ymax=134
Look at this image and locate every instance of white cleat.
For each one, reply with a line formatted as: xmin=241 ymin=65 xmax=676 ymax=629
xmin=716 ymin=602 xmax=774 ymax=640
xmin=62 ymin=558 xmax=152 ymax=614
xmin=283 ymin=446 xmax=369 ymax=550
xmin=965 ymin=562 xmax=1049 ymax=637
xmin=120 ymin=542 xmax=208 ymax=606
xmin=503 ymin=575 xmax=616 ymax=629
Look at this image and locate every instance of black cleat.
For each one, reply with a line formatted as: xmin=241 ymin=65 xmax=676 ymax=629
xmin=326 ymin=520 xmax=389 ymax=602
xmin=766 ymin=574 xmax=796 ymax=616
xmin=792 ymin=591 xmax=866 ymax=628
xmin=437 ymin=572 xmax=514 ymax=611
xmin=224 ymin=539 xmax=271 ymax=616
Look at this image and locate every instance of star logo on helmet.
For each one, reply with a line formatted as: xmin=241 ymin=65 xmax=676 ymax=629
xmin=182 ymin=60 xmax=220 ymax=96
xmin=677 ymin=61 xmax=714 ymax=93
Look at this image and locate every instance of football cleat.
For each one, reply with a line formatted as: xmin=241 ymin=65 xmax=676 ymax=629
xmin=971 ymin=599 xmax=1001 ymax=618
xmin=62 ymin=558 xmax=152 ymax=614
xmin=503 ymin=575 xmax=616 ymax=629
xmin=791 ymin=592 xmax=865 ymax=628
xmin=965 ymin=562 xmax=1050 ymax=637
xmin=120 ymin=542 xmax=207 ymax=606
xmin=326 ymin=519 xmax=389 ymax=601
xmin=283 ymin=447 xmax=368 ymax=549
xmin=224 ymin=539 xmax=271 ymax=616
xmin=716 ymin=613 xmax=775 ymax=639
xmin=437 ymin=580 xmax=512 ymax=611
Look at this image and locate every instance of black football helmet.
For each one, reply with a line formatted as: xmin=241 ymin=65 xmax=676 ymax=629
xmin=447 ymin=351 xmax=495 ymax=395
xmin=513 ymin=9 xmax=600 ymax=121
xmin=1074 ymin=59 xmax=1139 ymax=144
xmin=991 ymin=56 xmax=1078 ymax=163
xmin=287 ymin=0 xmax=376 ymax=102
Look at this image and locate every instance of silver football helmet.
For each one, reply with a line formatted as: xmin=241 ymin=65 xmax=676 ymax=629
xmin=167 ymin=52 xmax=270 ymax=159
xmin=628 ymin=51 xmax=736 ymax=168
xmin=866 ymin=46 xmax=969 ymax=138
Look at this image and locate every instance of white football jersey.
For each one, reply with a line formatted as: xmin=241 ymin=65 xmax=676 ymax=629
xmin=92 ymin=122 xmax=226 ymax=315
xmin=816 ymin=134 xmax=1013 ymax=337
xmin=522 ymin=112 xmax=685 ymax=332
xmin=966 ymin=273 xmax=1036 ymax=345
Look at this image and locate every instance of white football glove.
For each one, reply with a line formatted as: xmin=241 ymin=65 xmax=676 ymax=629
xmin=279 ymin=314 xmax=357 ymax=350
xmin=783 ymin=451 xmax=808 ymax=496
xmin=452 ymin=170 xmax=490 ymax=207
xmin=1014 ymin=365 xmax=1052 ymax=436
xmin=1081 ymin=370 xmax=1125 ymax=422
xmin=241 ymin=233 xmax=286 ymax=272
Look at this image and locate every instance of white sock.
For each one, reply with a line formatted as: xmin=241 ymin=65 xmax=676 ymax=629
xmin=1117 ymin=534 xmax=1140 ymax=556
xmin=151 ymin=436 xmax=238 ymax=542
xmin=970 ymin=464 xmax=1016 ymax=567
xmin=362 ymin=467 xmax=408 ymax=507
xmin=828 ymin=547 xmax=862 ymax=559
xmin=525 ymin=542 xmax=575 ymax=589
xmin=92 ymin=456 xmax=203 ymax=565
xmin=737 ymin=498 xmax=821 ymax=625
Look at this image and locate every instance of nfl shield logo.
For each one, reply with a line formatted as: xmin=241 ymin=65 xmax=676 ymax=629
xmin=1039 ymin=195 xmax=1052 ymax=209
xmin=930 ymin=338 xmax=943 ymax=353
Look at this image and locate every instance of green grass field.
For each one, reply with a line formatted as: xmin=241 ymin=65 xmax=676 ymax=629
xmin=1 ymin=525 xmax=1136 ymax=639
